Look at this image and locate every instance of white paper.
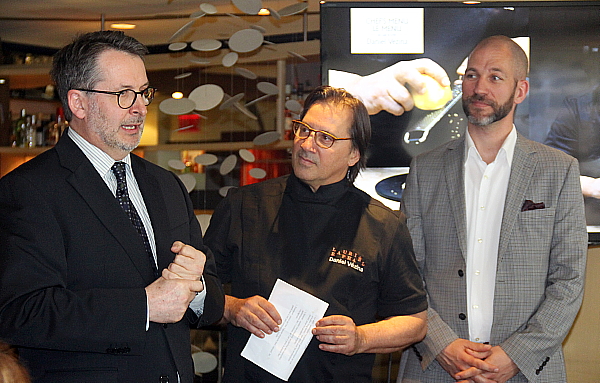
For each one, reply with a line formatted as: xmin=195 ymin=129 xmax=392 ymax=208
xmin=241 ymin=279 xmax=329 ymax=381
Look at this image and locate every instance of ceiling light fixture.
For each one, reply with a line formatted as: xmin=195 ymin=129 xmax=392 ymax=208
xmin=172 ymin=92 xmax=184 ymax=99
xmin=463 ymin=1 xmax=481 ymax=4
xmin=258 ymin=8 xmax=270 ymax=16
xmin=111 ymin=23 xmax=136 ymax=30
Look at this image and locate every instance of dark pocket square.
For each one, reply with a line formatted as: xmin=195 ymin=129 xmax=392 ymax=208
xmin=521 ymin=200 xmax=546 ymax=212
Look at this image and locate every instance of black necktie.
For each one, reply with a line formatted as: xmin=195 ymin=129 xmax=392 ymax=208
xmin=112 ymin=162 xmax=159 ymax=278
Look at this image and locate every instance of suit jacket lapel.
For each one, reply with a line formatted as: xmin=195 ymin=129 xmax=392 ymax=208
xmin=498 ymin=134 xmax=537 ymax=262
xmin=445 ymin=138 xmax=468 ymax=260
xmin=56 ymin=134 xmax=157 ymax=281
xmin=131 ymin=156 xmax=172 ymax=273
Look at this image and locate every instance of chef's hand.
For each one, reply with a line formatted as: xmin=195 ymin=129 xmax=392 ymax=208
xmin=223 ymin=295 xmax=282 ymax=338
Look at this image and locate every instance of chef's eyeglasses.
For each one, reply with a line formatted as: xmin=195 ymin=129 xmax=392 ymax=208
xmin=75 ymin=87 xmax=157 ymax=109
xmin=291 ymin=120 xmax=352 ymax=149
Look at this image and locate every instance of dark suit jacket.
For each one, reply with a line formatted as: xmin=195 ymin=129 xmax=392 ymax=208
xmin=0 ymin=132 xmax=224 ymax=383
xmin=399 ymin=134 xmax=587 ymax=382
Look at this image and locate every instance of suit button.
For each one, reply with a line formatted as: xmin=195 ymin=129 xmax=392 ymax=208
xmin=159 ymin=375 xmax=169 ymax=383
xmin=458 ymin=269 xmax=464 ymax=277
xmin=459 ymin=313 xmax=466 ymax=320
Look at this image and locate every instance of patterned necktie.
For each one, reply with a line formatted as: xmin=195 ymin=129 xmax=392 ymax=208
xmin=111 ymin=162 xmax=159 ymax=278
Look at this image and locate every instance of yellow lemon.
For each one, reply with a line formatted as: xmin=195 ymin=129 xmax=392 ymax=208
xmin=411 ymin=74 xmax=452 ymax=110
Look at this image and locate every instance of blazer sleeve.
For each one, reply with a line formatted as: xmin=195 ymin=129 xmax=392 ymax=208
xmin=499 ymin=157 xmax=587 ymax=382
xmin=402 ymin=157 xmax=460 ymax=369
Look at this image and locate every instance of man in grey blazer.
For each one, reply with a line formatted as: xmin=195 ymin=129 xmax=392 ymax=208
xmin=399 ymin=35 xmax=587 ymax=382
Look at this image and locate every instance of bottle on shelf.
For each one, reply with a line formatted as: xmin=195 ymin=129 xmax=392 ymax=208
xmin=12 ymin=109 xmax=27 ymax=147
xmin=47 ymin=107 xmax=67 ymax=146
xmin=25 ymin=115 xmax=36 ymax=148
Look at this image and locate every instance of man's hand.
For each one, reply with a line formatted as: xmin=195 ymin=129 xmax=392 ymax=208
xmin=224 ymin=295 xmax=281 ymax=338
xmin=145 ymin=277 xmax=203 ymax=323
xmin=580 ymin=175 xmax=600 ymax=199
xmin=312 ymin=315 xmax=364 ymax=356
xmin=455 ymin=346 xmax=519 ymax=383
xmin=436 ymin=339 xmax=498 ymax=381
xmin=342 ymin=58 xmax=450 ymax=116
xmin=162 ymin=241 xmax=205 ymax=293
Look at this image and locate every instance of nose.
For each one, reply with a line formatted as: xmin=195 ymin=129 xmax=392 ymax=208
xmin=129 ymin=94 xmax=148 ymax=117
xmin=472 ymin=78 xmax=488 ymax=96
xmin=299 ymin=131 xmax=318 ymax=151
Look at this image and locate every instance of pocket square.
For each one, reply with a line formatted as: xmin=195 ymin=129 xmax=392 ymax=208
xmin=521 ymin=200 xmax=546 ymax=212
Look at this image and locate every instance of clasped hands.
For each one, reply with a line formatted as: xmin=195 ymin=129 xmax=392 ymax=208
xmin=146 ymin=241 xmax=206 ymax=323
xmin=437 ymin=339 xmax=519 ymax=383
xmin=225 ymin=295 xmax=364 ymax=356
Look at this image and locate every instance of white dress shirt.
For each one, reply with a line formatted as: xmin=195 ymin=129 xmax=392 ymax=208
xmin=464 ymin=126 xmax=516 ymax=343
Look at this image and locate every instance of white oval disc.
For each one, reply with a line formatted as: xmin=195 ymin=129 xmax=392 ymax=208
xmin=285 ymin=99 xmax=303 ymax=114
xmin=178 ymin=173 xmax=197 ymax=193
xmin=191 ymin=39 xmax=222 ymax=51
xmin=222 ymin=52 xmax=239 ymax=67
xmin=159 ymin=98 xmax=196 ymax=115
xmin=189 ymin=84 xmax=225 ymax=111
xmin=278 ymin=2 xmax=308 ymax=17
xmin=219 ymin=185 xmax=237 ymax=197
xmin=199 ymin=3 xmax=218 ymax=14
xmin=173 ymin=72 xmax=192 ymax=80
xmin=253 ymin=131 xmax=281 ymax=146
xmin=220 ymin=93 xmax=245 ymax=110
xmin=220 ymin=154 xmax=238 ymax=175
xmin=228 ymin=29 xmax=264 ymax=53
xmin=194 ymin=153 xmax=218 ymax=165
xmin=239 ymin=148 xmax=255 ymax=162
xmin=168 ymin=42 xmax=187 ymax=51
xmin=235 ymin=67 xmax=258 ymax=79
xmin=249 ymin=167 xmax=267 ymax=179
xmin=168 ymin=159 xmax=186 ymax=170
xmin=257 ymin=81 xmax=278 ymax=95
xmin=231 ymin=0 xmax=262 ymax=15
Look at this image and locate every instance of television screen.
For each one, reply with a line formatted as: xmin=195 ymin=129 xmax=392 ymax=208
xmin=321 ymin=1 xmax=600 ymax=242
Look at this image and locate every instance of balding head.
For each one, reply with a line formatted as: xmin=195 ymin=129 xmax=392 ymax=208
xmin=470 ymin=35 xmax=529 ymax=81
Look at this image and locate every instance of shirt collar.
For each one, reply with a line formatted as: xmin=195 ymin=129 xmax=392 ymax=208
xmin=465 ymin=125 xmax=517 ymax=166
xmin=287 ymin=173 xmax=350 ymax=205
xmin=68 ymin=128 xmax=132 ymax=178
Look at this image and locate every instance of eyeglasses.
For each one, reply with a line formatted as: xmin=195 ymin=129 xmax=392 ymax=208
xmin=75 ymin=87 xmax=156 ymax=109
xmin=291 ymin=120 xmax=352 ymax=149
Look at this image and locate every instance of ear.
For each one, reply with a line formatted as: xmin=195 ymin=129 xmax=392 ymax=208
xmin=347 ymin=146 xmax=360 ymax=168
xmin=67 ymin=89 xmax=87 ymax=120
xmin=514 ymin=79 xmax=529 ymax=105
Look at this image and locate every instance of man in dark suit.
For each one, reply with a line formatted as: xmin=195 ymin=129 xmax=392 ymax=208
xmin=399 ymin=36 xmax=587 ymax=382
xmin=0 ymin=31 xmax=224 ymax=383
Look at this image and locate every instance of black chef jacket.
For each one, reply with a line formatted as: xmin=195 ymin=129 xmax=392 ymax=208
xmin=205 ymin=174 xmax=427 ymax=382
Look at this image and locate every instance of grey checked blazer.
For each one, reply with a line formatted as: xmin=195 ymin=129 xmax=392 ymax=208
xmin=398 ymin=134 xmax=587 ymax=382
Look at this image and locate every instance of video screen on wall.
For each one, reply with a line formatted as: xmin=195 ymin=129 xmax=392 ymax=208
xmin=321 ymin=1 xmax=600 ymax=241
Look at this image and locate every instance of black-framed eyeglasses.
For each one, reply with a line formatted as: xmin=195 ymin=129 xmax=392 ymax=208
xmin=75 ymin=87 xmax=156 ymax=109
xmin=291 ymin=120 xmax=352 ymax=149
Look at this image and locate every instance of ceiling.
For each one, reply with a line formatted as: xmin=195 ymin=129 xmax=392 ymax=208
xmin=0 ymin=0 xmax=324 ymax=79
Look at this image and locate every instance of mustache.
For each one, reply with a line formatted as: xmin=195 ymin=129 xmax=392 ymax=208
xmin=296 ymin=149 xmax=317 ymax=163
xmin=121 ymin=119 xmax=145 ymax=125
xmin=465 ymin=94 xmax=494 ymax=106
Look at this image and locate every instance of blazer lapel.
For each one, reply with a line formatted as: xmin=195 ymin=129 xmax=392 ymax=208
xmin=445 ymin=139 xmax=468 ymax=260
xmin=498 ymin=134 xmax=537 ymax=261
xmin=131 ymin=156 xmax=173 ymax=273
xmin=56 ymin=134 xmax=158 ymax=281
